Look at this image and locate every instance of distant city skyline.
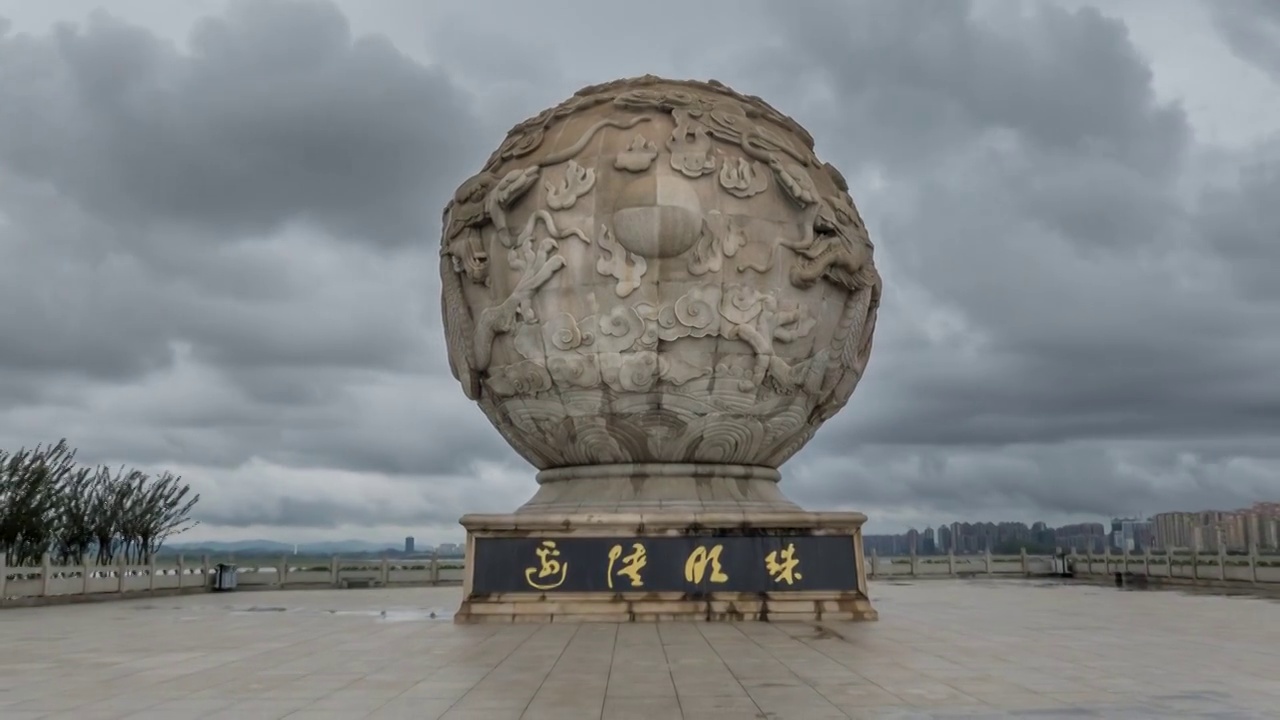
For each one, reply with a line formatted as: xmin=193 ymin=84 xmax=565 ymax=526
xmin=163 ymin=500 xmax=1280 ymax=556
xmin=865 ymin=501 xmax=1280 ymax=556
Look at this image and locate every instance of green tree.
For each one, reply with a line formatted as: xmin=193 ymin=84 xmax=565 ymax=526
xmin=0 ymin=440 xmax=200 ymax=566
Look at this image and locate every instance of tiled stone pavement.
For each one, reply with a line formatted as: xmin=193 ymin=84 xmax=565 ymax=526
xmin=0 ymin=580 xmax=1277 ymax=719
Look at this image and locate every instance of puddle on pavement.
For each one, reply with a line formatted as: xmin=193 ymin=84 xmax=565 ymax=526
xmin=327 ymin=609 xmax=453 ymax=622
xmin=224 ymin=605 xmax=454 ymax=621
xmin=933 ymin=577 xmax=1280 ymax=605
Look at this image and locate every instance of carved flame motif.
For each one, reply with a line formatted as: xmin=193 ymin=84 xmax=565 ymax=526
xmin=615 ymin=134 xmax=658 ymax=172
xmin=544 ymin=160 xmax=595 ymax=211
xmin=668 ymin=124 xmax=717 ymax=178
xmin=595 ymin=226 xmax=647 ymax=298
xmin=438 ymin=76 xmax=881 ymax=470
xmin=719 ymin=158 xmax=769 ymax=198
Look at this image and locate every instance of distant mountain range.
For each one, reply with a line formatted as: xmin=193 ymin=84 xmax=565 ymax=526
xmin=159 ymin=539 xmax=422 ymax=555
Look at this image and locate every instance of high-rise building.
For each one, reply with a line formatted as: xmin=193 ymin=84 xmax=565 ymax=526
xmin=905 ymin=528 xmax=920 ymax=554
xmin=404 ymin=536 xmax=415 ymax=554
xmin=1110 ymin=517 xmax=1153 ymax=552
xmin=1153 ymin=504 xmax=1280 ymax=552
xmin=936 ymin=524 xmax=953 ymax=553
xmin=1153 ymin=512 xmax=1196 ymax=551
xmin=1055 ymin=523 xmax=1106 ymax=553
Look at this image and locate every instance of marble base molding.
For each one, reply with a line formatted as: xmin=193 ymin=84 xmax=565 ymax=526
xmin=519 ymin=463 xmax=800 ymax=513
xmin=455 ymin=510 xmax=876 ymax=623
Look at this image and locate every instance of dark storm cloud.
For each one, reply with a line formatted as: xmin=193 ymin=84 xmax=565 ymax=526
xmin=198 ymin=493 xmax=457 ymax=529
xmin=746 ymin=1 xmax=1186 ymax=175
xmin=0 ymin=0 xmax=476 ymax=391
xmin=0 ymin=0 xmax=514 ymax=497
xmin=187 ymin=455 xmax=525 ymax=530
xmin=0 ymin=0 xmax=479 ymax=246
xmin=825 ymin=158 xmax=1280 ymax=449
xmin=0 ymin=178 xmax=432 ymax=389
xmin=1195 ymin=149 xmax=1280 ymax=302
xmin=0 ymin=0 xmax=1275 ymax=537
xmin=728 ymin=0 xmax=1280 ymax=516
xmin=1210 ymin=0 xmax=1280 ymax=84
xmin=787 ymin=440 xmax=1275 ymax=521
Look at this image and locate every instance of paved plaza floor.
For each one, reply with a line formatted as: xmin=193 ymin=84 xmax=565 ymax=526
xmin=0 ymin=580 xmax=1277 ymax=719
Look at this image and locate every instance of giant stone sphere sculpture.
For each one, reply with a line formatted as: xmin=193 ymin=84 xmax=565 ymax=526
xmin=440 ymin=76 xmax=881 ymax=513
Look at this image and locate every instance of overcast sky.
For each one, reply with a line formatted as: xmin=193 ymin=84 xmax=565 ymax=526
xmin=0 ymin=0 xmax=1277 ymax=545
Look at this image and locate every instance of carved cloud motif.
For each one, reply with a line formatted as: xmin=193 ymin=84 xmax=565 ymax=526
xmin=548 ymin=312 xmax=595 ymax=351
xmin=544 ymin=160 xmax=596 ymax=211
xmin=486 ymin=360 xmax=553 ymax=397
xmin=547 ymin=354 xmax=601 ymax=389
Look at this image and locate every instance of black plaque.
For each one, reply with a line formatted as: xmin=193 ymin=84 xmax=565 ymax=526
xmin=471 ymin=535 xmax=858 ymax=594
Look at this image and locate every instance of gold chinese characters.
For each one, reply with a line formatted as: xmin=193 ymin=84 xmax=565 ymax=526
xmin=524 ymin=540 xmax=568 ymax=590
xmin=685 ymin=544 xmax=729 ymax=584
xmin=515 ymin=538 xmax=813 ymax=592
xmin=607 ymin=543 xmax=647 ymax=589
xmin=766 ymin=542 xmax=803 ymax=585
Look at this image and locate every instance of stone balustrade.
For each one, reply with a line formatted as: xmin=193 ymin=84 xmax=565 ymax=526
xmin=866 ymin=550 xmax=1063 ymax=579
xmin=866 ymin=548 xmax=1280 ymax=587
xmin=0 ymin=554 xmax=465 ymax=606
xmin=6 ymin=548 xmax=1276 ymax=607
xmin=1068 ymin=548 xmax=1280 ymax=585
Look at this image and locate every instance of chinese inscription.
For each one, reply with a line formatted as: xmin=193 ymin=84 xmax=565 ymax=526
xmin=473 ymin=535 xmax=858 ymax=595
xmin=765 ymin=542 xmax=803 ymax=585
xmin=607 ymin=543 xmax=647 ymax=589
xmin=524 ymin=540 xmax=568 ymax=590
xmin=685 ymin=544 xmax=729 ymax=584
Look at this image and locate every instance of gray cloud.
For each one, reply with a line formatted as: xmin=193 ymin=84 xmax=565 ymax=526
xmin=0 ymin=0 xmax=1276 ymax=541
xmin=0 ymin=1 xmax=517 ymax=533
xmin=0 ymin=0 xmax=479 ymax=392
xmin=198 ymin=492 xmax=454 ymax=530
xmin=0 ymin=0 xmax=479 ymax=246
xmin=1210 ymin=0 xmax=1280 ymax=84
xmin=748 ymin=0 xmax=1280 ymax=518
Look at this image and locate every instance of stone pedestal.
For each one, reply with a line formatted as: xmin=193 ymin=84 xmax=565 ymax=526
xmin=519 ymin=463 xmax=799 ymax=513
xmin=455 ymin=509 xmax=876 ymax=623
xmin=440 ymin=76 xmax=885 ymax=624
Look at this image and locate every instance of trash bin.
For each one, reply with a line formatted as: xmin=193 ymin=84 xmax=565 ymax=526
xmin=213 ymin=563 xmax=238 ymax=591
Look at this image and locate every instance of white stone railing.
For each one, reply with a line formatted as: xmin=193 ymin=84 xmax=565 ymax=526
xmin=0 ymin=554 xmax=465 ymax=605
xmin=866 ymin=549 xmax=1280 ymax=586
xmin=9 ymin=549 xmax=1275 ymax=605
xmin=866 ymin=550 xmax=1062 ymax=579
xmin=1068 ymin=549 xmax=1280 ymax=585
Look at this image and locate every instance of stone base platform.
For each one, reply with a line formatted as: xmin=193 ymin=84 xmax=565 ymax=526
xmin=455 ymin=510 xmax=875 ymax=624
xmin=455 ymin=590 xmax=877 ymax=623
xmin=519 ymin=463 xmax=801 ymax=513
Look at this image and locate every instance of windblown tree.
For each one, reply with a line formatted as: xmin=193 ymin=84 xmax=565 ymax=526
xmin=88 ymin=465 xmax=137 ymax=566
xmin=116 ymin=471 xmax=200 ymax=564
xmin=0 ymin=440 xmax=79 ymax=566
xmin=0 ymin=439 xmax=200 ymax=567
xmin=51 ymin=462 xmax=96 ymax=565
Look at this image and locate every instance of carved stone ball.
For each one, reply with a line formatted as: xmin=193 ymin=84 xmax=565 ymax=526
xmin=439 ymin=76 xmax=882 ymax=507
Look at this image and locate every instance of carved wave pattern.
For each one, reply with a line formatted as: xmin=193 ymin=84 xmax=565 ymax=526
xmin=496 ymin=386 xmax=817 ymax=467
